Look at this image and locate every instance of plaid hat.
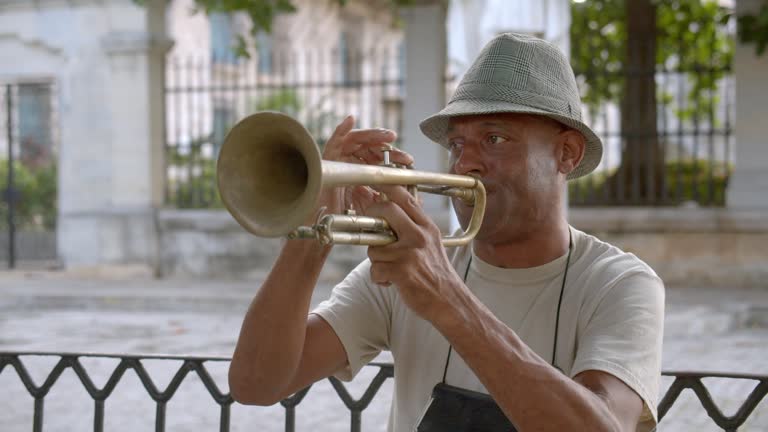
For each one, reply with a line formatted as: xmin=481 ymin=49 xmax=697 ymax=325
xmin=420 ymin=33 xmax=602 ymax=179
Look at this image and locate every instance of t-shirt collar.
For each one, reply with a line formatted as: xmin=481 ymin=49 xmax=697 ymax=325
xmin=469 ymin=229 xmax=578 ymax=285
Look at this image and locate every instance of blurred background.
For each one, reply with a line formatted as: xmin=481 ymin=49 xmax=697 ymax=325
xmin=1 ymin=0 xmax=767 ymax=431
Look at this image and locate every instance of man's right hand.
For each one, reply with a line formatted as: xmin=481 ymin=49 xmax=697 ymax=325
xmin=316 ymin=115 xmax=413 ymax=218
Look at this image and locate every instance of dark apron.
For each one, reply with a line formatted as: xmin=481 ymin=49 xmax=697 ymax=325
xmin=415 ymin=382 xmax=517 ymax=431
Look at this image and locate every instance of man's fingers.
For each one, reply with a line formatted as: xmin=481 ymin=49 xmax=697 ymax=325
xmin=365 ymin=199 xmax=416 ymax=246
xmin=357 ymin=146 xmax=414 ymax=167
xmin=371 ymin=185 xmax=431 ymax=227
xmin=343 ymin=145 xmax=414 ymax=169
xmin=345 ymin=128 xmax=397 ymax=146
xmin=387 ymin=148 xmax=415 ymax=167
xmin=323 ymin=119 xmax=415 ymax=169
xmin=367 ymin=244 xmax=400 ymax=263
xmin=348 ymin=185 xmax=377 ymax=212
xmin=323 ymin=116 xmax=356 ymax=159
xmin=330 ymin=115 xmax=355 ymax=142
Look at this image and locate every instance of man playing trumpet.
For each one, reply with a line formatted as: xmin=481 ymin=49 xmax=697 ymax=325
xmin=228 ymin=33 xmax=664 ymax=432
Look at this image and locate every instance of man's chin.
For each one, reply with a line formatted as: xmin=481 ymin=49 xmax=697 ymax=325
xmin=455 ymin=217 xmax=495 ymax=242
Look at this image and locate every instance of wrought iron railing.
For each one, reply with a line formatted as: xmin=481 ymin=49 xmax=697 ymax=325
xmin=659 ymin=371 xmax=768 ymax=431
xmin=1 ymin=351 xmax=766 ymax=432
xmin=164 ymin=47 xmax=404 ymax=209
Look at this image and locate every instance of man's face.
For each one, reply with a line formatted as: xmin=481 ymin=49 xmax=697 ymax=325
xmin=446 ymin=113 xmax=566 ymax=243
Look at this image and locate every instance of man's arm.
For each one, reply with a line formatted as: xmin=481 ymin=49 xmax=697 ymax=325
xmin=228 ymin=240 xmax=349 ymax=405
xmin=433 ymin=291 xmax=643 ymax=431
xmin=228 ymin=116 xmax=409 ymax=405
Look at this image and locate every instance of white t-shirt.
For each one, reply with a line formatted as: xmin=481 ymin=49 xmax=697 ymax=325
xmin=312 ymin=227 xmax=665 ymax=432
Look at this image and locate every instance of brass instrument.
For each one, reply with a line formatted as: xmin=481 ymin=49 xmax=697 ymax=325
xmin=216 ymin=112 xmax=486 ymax=246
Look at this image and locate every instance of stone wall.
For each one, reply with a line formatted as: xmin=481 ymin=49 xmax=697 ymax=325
xmin=570 ymin=208 xmax=768 ymax=288
xmin=159 ymin=208 xmax=768 ymax=288
xmin=157 ymin=210 xmax=368 ymax=284
xmin=0 ymin=0 xmax=170 ymax=272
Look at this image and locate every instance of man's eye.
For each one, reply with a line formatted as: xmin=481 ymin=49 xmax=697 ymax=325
xmin=488 ymin=135 xmax=506 ymax=146
xmin=448 ymin=140 xmax=463 ymax=152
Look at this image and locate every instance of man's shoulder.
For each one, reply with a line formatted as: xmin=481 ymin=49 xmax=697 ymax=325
xmin=571 ymin=228 xmax=663 ymax=303
xmin=573 ymin=227 xmax=659 ymax=280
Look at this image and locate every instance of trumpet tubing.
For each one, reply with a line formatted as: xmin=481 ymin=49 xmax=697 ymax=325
xmin=216 ymin=112 xmax=486 ymax=246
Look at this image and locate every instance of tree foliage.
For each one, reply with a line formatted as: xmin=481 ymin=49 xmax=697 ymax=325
xmin=0 ymin=160 xmax=57 ymax=230
xmin=737 ymin=1 xmax=768 ymax=56
xmin=570 ymin=0 xmax=733 ymax=120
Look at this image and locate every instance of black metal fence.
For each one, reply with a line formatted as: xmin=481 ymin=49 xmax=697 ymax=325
xmin=569 ymin=66 xmax=734 ymax=207
xmin=165 ymin=46 xmax=734 ymax=209
xmin=0 ymin=83 xmax=58 ymax=268
xmin=164 ymin=47 xmax=404 ymax=209
xmin=2 ymin=351 xmax=766 ymax=432
xmin=568 ymin=3 xmax=735 ymax=207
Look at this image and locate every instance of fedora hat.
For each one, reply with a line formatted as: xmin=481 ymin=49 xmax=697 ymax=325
xmin=420 ymin=33 xmax=602 ymax=179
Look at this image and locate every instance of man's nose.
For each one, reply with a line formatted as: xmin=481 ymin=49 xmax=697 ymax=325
xmin=452 ymin=142 xmax=484 ymax=176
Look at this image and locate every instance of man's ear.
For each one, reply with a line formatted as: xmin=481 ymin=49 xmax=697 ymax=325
xmin=558 ymin=130 xmax=586 ymax=176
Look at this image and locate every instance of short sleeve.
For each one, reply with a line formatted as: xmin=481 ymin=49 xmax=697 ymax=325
xmin=311 ymin=259 xmax=393 ymax=381
xmin=570 ymin=272 xmax=665 ymax=430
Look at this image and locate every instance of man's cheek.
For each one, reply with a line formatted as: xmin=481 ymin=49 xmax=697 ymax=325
xmin=447 ymin=158 xmax=458 ymax=175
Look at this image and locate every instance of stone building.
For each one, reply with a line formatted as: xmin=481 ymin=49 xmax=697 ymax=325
xmin=0 ymin=0 xmax=766 ymax=286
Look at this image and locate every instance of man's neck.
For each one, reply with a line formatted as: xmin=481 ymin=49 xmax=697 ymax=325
xmin=472 ymin=220 xmax=571 ymax=269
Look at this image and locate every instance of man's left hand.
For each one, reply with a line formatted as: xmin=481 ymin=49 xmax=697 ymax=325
xmin=365 ymin=185 xmax=466 ymax=323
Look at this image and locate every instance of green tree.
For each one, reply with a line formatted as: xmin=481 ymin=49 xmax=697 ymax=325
xmin=570 ymin=0 xmax=733 ymax=203
xmin=0 ymin=161 xmax=57 ymax=230
xmin=737 ymin=1 xmax=768 ymax=56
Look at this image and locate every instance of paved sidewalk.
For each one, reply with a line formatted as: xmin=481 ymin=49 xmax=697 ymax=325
xmin=1 ymin=271 xmax=767 ymax=431
xmin=3 ymin=270 xmax=766 ymax=317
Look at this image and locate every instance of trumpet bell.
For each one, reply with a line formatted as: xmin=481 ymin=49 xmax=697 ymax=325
xmin=216 ymin=112 xmax=322 ymax=237
xmin=217 ymin=111 xmax=485 ymax=246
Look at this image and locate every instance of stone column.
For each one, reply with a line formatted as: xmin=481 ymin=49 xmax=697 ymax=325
xmin=400 ymin=3 xmax=449 ymax=226
xmin=727 ymin=0 xmax=768 ymax=209
xmin=58 ymin=0 xmax=172 ymax=274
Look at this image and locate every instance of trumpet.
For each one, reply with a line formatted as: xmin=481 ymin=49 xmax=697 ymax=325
xmin=216 ymin=112 xmax=486 ymax=246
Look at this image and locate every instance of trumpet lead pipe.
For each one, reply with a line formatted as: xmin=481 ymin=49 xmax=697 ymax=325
xmin=321 ymin=161 xmax=478 ymax=189
xmin=416 ymin=186 xmax=475 ymax=205
xmin=325 ymin=215 xmax=391 ymax=232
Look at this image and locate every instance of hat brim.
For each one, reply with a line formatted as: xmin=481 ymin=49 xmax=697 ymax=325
xmin=419 ymin=99 xmax=603 ymax=180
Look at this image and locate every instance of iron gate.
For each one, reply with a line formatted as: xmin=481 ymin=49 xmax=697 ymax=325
xmin=0 ymin=82 xmax=58 ymax=269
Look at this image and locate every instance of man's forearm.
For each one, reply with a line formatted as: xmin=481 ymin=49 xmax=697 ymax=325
xmin=433 ymin=286 xmax=622 ymax=432
xmin=229 ymin=240 xmax=330 ymax=403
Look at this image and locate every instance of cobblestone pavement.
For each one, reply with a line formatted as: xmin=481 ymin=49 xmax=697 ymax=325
xmin=1 ymin=272 xmax=767 ymax=431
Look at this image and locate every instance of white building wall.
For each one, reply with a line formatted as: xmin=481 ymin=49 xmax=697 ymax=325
xmin=165 ymin=0 xmax=404 ymax=147
xmin=0 ymin=0 xmax=170 ymax=271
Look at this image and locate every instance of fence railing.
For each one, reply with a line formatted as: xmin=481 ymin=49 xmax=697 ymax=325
xmin=164 ymin=48 xmax=734 ymax=209
xmin=164 ymin=47 xmax=404 ymax=209
xmin=2 ymin=351 xmax=766 ymax=432
xmin=569 ymin=66 xmax=734 ymax=207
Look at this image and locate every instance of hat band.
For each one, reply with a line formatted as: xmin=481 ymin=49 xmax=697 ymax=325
xmin=450 ymin=83 xmax=579 ymax=119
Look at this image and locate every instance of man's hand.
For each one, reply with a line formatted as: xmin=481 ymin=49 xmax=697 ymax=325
xmin=316 ymin=116 xmax=412 ymax=220
xmin=365 ymin=184 xmax=466 ymax=323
